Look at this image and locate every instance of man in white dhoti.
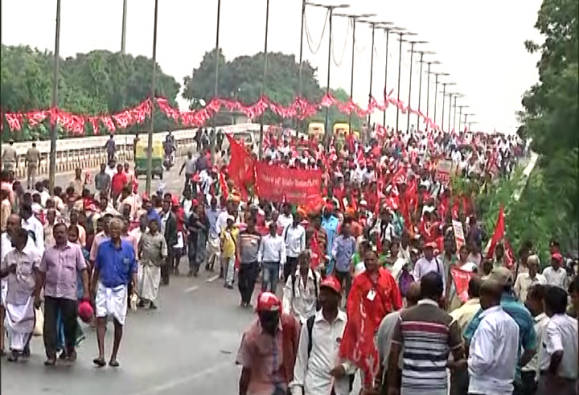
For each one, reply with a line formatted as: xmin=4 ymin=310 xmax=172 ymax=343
xmin=138 ymin=219 xmax=167 ymax=309
xmin=91 ymin=217 xmax=137 ymax=368
xmin=0 ymin=228 xmax=40 ymax=362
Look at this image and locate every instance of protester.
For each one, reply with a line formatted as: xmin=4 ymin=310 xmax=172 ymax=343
xmin=467 ymin=279 xmax=520 ymax=395
xmin=542 ymin=252 xmax=568 ymax=290
xmin=259 ymin=222 xmax=286 ymax=292
xmin=0 ymin=229 xmax=40 ymax=362
xmin=221 ymin=215 xmax=239 ymax=289
xmin=105 ymin=134 xmax=116 ymax=162
xmin=375 ymin=282 xmax=421 ymax=392
xmin=282 ymin=250 xmax=320 ymax=323
xmin=331 ymin=221 xmax=356 ymax=298
xmin=339 ymin=249 xmax=402 ymax=391
xmin=160 ymin=198 xmax=177 ymax=283
xmin=514 ymin=254 xmax=546 ymax=303
xmin=20 ymin=203 xmax=44 ymax=252
xmin=236 ymin=292 xmax=299 ymax=395
xmin=464 ymin=267 xmax=537 ymax=392
xmin=237 ymin=217 xmax=262 ymax=307
xmin=137 ymin=218 xmax=167 ymax=309
xmin=521 ymin=284 xmax=549 ymax=395
xmin=388 ymin=272 xmax=465 ymax=395
xmin=36 ymin=222 xmax=90 ymax=365
xmin=290 ymin=276 xmax=353 ymax=395
xmin=91 ymin=217 xmax=137 ymax=367
xmin=538 ymin=286 xmax=578 ymax=394
xmin=413 ymin=242 xmax=446 ymax=295
xmin=283 ymin=212 xmax=307 ymax=281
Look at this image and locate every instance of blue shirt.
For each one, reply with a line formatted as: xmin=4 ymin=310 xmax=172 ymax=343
xmin=332 ymin=234 xmax=356 ymax=273
xmin=321 ymin=215 xmax=339 ymax=257
xmin=464 ymin=291 xmax=537 ymax=381
xmin=205 ymin=208 xmax=220 ymax=237
xmin=95 ymin=240 xmax=137 ymax=288
xmin=147 ymin=208 xmax=162 ymax=228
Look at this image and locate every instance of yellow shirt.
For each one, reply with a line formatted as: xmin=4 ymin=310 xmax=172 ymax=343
xmin=450 ymin=298 xmax=481 ymax=335
xmin=220 ymin=227 xmax=239 ymax=259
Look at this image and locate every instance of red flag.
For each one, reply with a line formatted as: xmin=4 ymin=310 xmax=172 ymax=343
xmin=486 ymin=206 xmax=505 ymax=259
xmin=504 ymin=238 xmax=515 ymax=268
xmin=218 ymin=171 xmax=229 ymax=200
xmin=451 ymin=266 xmax=476 ymax=302
xmin=226 ymin=134 xmax=255 ymax=199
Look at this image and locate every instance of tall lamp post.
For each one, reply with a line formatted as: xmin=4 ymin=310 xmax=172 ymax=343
xmin=258 ymin=0 xmax=271 ymax=158
xmin=211 ymin=0 xmax=222 ymax=159
xmin=378 ymin=25 xmax=399 ymax=128
xmin=416 ymin=50 xmax=435 ymax=129
xmin=452 ymin=93 xmax=462 ymax=132
xmin=458 ymin=104 xmax=469 ymax=132
xmin=430 ymin=71 xmax=448 ymax=129
xmin=394 ymin=30 xmax=416 ymax=132
xmin=440 ymin=81 xmax=455 ymax=132
xmin=145 ymin=0 xmax=159 ymax=194
xmin=121 ymin=0 xmax=128 ymax=54
xmin=48 ymin=0 xmax=62 ymax=193
xmin=464 ymin=113 xmax=475 ymax=131
xmin=360 ymin=20 xmax=392 ymax=142
xmin=309 ymin=3 xmax=349 ymax=146
xmin=406 ymin=40 xmax=426 ymax=133
xmin=424 ymin=60 xmax=440 ymax=121
xmin=334 ymin=12 xmax=376 ymax=134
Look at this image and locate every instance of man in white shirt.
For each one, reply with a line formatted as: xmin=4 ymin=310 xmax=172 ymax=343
xmin=20 ymin=204 xmax=44 ymax=254
xmin=514 ymin=254 xmax=546 ymax=302
xmin=290 ymin=276 xmax=353 ymax=395
xmin=538 ymin=286 xmax=578 ymax=394
xmin=258 ymin=223 xmax=286 ymax=292
xmin=542 ymin=252 xmax=568 ymax=290
xmin=283 ymin=251 xmax=320 ymax=324
xmin=467 ymin=279 xmax=520 ymax=395
xmin=521 ymin=284 xmax=549 ymax=394
xmin=413 ymin=242 xmax=446 ymax=294
xmin=277 ymin=203 xmax=293 ymax=230
xmin=282 ymin=214 xmax=306 ymax=281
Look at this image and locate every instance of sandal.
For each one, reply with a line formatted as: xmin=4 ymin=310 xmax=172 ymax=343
xmin=93 ymin=357 xmax=106 ymax=367
xmin=109 ymin=359 xmax=120 ymax=367
xmin=44 ymin=358 xmax=56 ymax=366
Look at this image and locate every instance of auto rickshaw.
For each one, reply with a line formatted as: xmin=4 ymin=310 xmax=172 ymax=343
xmin=135 ymin=140 xmax=164 ymax=179
xmin=308 ymin=122 xmax=325 ymax=140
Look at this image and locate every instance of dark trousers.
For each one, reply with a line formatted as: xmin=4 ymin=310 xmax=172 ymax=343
xmin=43 ymin=296 xmax=78 ymax=359
xmin=335 ymin=270 xmax=352 ymax=298
xmin=284 ymin=256 xmax=298 ymax=282
xmin=238 ymin=261 xmax=259 ymax=304
xmin=450 ymin=365 xmax=469 ymax=395
xmin=161 ymin=250 xmax=173 ymax=285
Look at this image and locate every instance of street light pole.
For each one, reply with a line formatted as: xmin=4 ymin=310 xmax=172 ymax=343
xmin=406 ymin=40 xmax=426 ymax=133
xmin=452 ymin=94 xmax=459 ymax=132
xmin=258 ymin=0 xmax=271 ymax=159
xmin=210 ymin=0 xmax=222 ymax=160
xmin=296 ymin=0 xmax=306 ymax=135
xmin=440 ymin=81 xmax=455 ymax=131
xmin=334 ymin=12 xmax=375 ymax=135
xmin=417 ymin=51 xmax=434 ymax=129
xmin=121 ymin=0 xmax=127 ymax=54
xmin=48 ymin=0 xmax=62 ymax=193
xmin=394 ymin=30 xmax=415 ymax=132
xmin=381 ymin=26 xmax=395 ymax=128
xmin=145 ymin=0 xmax=159 ymax=195
xmin=458 ymin=105 xmax=469 ymax=132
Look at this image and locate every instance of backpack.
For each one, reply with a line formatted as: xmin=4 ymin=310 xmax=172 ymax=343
xmin=306 ymin=315 xmax=355 ymax=391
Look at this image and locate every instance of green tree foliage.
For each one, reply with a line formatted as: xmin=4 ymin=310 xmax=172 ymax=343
xmin=182 ymin=49 xmax=363 ymax=130
xmin=1 ymin=45 xmax=180 ymax=140
xmin=507 ymin=0 xmax=578 ymax=256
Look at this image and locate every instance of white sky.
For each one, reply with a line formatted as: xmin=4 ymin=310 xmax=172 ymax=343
xmin=1 ymin=0 xmax=542 ymax=133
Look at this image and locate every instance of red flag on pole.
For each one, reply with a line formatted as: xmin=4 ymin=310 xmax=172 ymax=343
xmin=226 ymin=134 xmax=255 ymax=199
xmin=486 ymin=206 xmax=505 ymax=259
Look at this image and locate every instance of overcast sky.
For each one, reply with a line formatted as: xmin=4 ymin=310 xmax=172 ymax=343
xmin=2 ymin=0 xmax=542 ymax=133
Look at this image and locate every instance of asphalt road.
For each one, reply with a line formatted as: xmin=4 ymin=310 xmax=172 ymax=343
xmin=4 ymin=160 xmax=254 ymax=395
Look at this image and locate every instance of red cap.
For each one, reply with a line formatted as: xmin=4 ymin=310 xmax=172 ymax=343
xmin=551 ymin=252 xmax=563 ymax=262
xmin=256 ymin=292 xmax=282 ymax=312
xmin=171 ymin=196 xmax=179 ymax=206
xmin=78 ymin=300 xmax=94 ymax=323
xmin=320 ymin=276 xmax=342 ymax=294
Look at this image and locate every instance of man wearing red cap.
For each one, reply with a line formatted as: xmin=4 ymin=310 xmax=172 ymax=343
xmin=542 ymin=252 xmax=568 ymax=290
xmin=237 ymin=292 xmax=299 ymax=395
xmin=290 ymin=276 xmax=354 ymax=395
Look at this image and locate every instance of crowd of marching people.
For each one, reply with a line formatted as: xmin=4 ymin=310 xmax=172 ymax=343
xmin=1 ymin=124 xmax=577 ymax=395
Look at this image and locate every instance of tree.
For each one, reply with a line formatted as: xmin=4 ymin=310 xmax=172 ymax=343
xmin=182 ymin=49 xmax=363 ymax=129
xmin=511 ymin=0 xmax=579 ymax=254
xmin=1 ymin=45 xmax=181 ymax=140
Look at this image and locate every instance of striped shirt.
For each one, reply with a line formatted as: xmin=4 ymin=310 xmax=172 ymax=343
xmin=391 ymin=299 xmax=462 ymax=395
xmin=238 ymin=230 xmax=261 ymax=264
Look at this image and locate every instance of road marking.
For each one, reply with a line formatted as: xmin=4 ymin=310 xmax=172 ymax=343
xmin=130 ymin=360 xmax=232 ymax=395
xmin=206 ymin=275 xmax=220 ymax=283
xmin=183 ymin=285 xmax=199 ymax=293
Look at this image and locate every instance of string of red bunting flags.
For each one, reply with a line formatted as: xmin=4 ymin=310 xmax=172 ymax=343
xmin=2 ymin=93 xmax=441 ymax=136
